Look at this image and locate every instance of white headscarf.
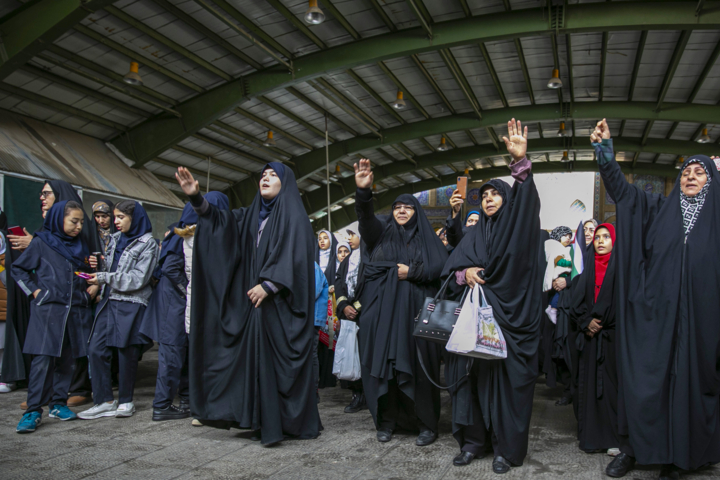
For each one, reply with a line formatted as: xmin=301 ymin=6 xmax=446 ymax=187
xmin=336 ymin=240 xmax=350 ymax=269
xmin=318 ymin=229 xmax=332 ymax=271
xmin=345 ymin=229 xmax=362 ymax=298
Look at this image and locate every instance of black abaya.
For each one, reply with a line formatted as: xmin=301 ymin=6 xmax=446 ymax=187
xmin=355 ymin=189 xmax=448 ymax=433
xmin=442 ymin=175 xmax=541 ymax=466
xmin=189 ymin=164 xmax=320 ymax=445
xmin=570 ymin=245 xmax=620 ymax=452
xmin=596 ymin=141 xmax=720 ymax=470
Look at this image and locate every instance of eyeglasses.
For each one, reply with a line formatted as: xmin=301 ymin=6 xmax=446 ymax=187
xmin=393 ymin=204 xmax=415 ymax=212
xmin=40 ymin=191 xmax=54 ymax=199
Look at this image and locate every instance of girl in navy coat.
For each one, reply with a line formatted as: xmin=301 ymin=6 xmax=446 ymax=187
xmin=12 ymin=201 xmax=94 ymax=433
xmin=79 ymin=201 xmax=158 ymax=420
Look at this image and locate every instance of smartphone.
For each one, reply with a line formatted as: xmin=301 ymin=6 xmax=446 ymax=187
xmin=457 ymin=176 xmax=468 ymax=200
xmin=8 ymin=226 xmax=26 ymax=236
xmin=75 ymin=272 xmax=93 ymax=280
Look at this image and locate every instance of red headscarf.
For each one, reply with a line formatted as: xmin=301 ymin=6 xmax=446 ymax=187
xmin=594 ymin=223 xmax=616 ymax=301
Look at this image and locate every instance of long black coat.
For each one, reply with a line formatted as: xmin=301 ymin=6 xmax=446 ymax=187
xmin=140 ymin=252 xmax=187 ymax=346
xmin=11 ymin=238 xmax=92 ymax=358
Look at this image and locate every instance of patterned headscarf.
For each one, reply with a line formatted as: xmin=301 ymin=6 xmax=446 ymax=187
xmin=680 ymin=159 xmax=711 ymax=236
xmin=550 ymin=225 xmax=573 ymax=243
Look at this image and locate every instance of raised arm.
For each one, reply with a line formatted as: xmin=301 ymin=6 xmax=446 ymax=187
xmin=503 ymin=118 xmax=532 ymax=182
xmin=590 ymin=119 xmax=633 ymax=204
xmin=354 ymin=159 xmax=384 ymax=250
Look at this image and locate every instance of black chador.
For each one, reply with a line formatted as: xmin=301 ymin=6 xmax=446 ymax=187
xmin=570 ymin=223 xmax=619 ymax=453
xmin=442 ymin=177 xmax=541 ymax=467
xmin=188 ymin=163 xmax=320 ymax=446
xmin=597 ymin=141 xmax=720 ymax=471
xmin=355 ymin=189 xmax=448 ymax=440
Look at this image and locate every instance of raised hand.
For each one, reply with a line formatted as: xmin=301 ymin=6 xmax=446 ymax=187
xmin=175 ymin=167 xmax=200 ymax=196
xmin=502 ymin=118 xmax=528 ymax=162
xmin=590 ymin=118 xmax=611 ymax=144
xmin=354 ymin=158 xmax=374 ymax=190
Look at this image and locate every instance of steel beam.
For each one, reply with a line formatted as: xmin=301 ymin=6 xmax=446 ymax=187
xmin=656 ymin=30 xmax=691 ymax=109
xmin=192 ymin=133 xmax=267 ymax=166
xmin=0 ymin=0 xmax=117 ymax=80
xmin=151 ymin=0 xmax=262 ymax=70
xmin=314 ymin=78 xmax=382 ymax=130
xmin=0 ymin=83 xmax=128 ymax=131
xmin=211 ymin=121 xmax=291 ymax=159
xmin=345 ymin=69 xmax=405 ymax=124
xmin=170 ymin=145 xmax=251 ymax=175
xmin=286 ymin=86 xmax=358 ymax=135
xmin=599 ymin=32 xmax=608 ymax=101
xmin=300 ymin=136 xmax=708 ymax=219
xmin=440 ymin=48 xmax=482 ymax=119
xmin=151 ymin=157 xmax=231 ymax=183
xmin=478 ymin=43 xmax=507 ymax=107
xmin=321 ymin=0 xmax=360 ymax=40
xmin=264 ymin=0 xmax=326 ymax=49
xmin=411 ymin=54 xmax=455 ymax=114
xmin=233 ymin=108 xmax=313 ymax=150
xmin=377 ymin=61 xmax=430 ymax=119
xmin=111 ymin=2 xmax=720 ymax=165
xmin=105 ymin=6 xmax=232 ymax=81
xmin=620 ymin=30 xmax=648 ymax=136
xmin=405 ymin=0 xmax=433 ymax=38
xmin=258 ymin=95 xmax=333 ymax=141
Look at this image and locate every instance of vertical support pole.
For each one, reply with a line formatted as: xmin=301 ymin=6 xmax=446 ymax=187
xmin=325 ymin=114 xmax=331 ymax=231
xmin=206 ymin=156 xmax=211 ymax=194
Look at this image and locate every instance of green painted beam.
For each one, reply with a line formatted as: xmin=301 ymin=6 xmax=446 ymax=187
xmin=286 ymin=86 xmax=358 ymax=135
xmin=345 ymin=69 xmax=404 ymax=124
xmin=656 ymin=30 xmax=691 ymax=109
xmin=367 ymin=0 xmax=396 ymax=31
xmin=258 ymin=95 xmax=333 ymax=141
xmin=45 ymin=45 xmax=178 ymax=106
xmin=151 ymin=0 xmax=263 ymax=70
xmin=405 ymin=0 xmax=433 ymax=38
xmin=411 ymin=54 xmax=455 ymax=114
xmin=314 ymin=78 xmax=382 ymax=130
xmin=110 ymin=2 xmax=720 ymax=165
xmin=478 ymin=43 xmax=507 ymax=108
xmin=599 ymin=32 xmax=608 ymax=101
xmin=302 ymin=135 xmax=710 ymax=220
xmin=0 ymin=0 xmax=116 ymax=80
xmin=321 ymin=0 xmax=360 ymax=40
xmin=20 ymin=64 xmax=150 ymax=117
xmin=565 ymin=33 xmax=575 ymax=104
xmin=377 ymin=61 xmax=430 ymax=119
xmin=264 ymin=0 xmax=326 ymax=49
xmin=0 ymin=83 xmax=128 ymax=131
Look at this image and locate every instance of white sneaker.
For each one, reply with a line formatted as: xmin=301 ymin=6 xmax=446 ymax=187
xmin=545 ymin=305 xmax=558 ymax=324
xmin=115 ymin=402 xmax=135 ymax=417
xmin=78 ymin=400 xmax=118 ymax=420
xmin=607 ymin=448 xmax=621 ymax=457
xmin=0 ymin=382 xmax=17 ymax=393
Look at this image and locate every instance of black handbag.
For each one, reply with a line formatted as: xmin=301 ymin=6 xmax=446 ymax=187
xmin=413 ymin=273 xmax=469 ymax=345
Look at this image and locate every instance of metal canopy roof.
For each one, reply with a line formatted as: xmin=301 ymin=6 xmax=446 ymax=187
xmin=1 ymin=0 xmax=719 ymax=229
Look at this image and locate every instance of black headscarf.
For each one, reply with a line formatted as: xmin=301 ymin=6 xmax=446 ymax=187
xmin=114 ymin=202 xmax=152 ymax=261
xmin=600 ymin=151 xmax=720 ymax=470
xmin=34 ymin=201 xmax=90 ymax=268
xmin=39 ymin=180 xmax=102 ymax=254
xmin=189 ymin=162 xmax=319 ymax=445
xmin=442 ymin=175 xmax=541 ymax=465
xmin=258 ymin=162 xmax=285 ymax=230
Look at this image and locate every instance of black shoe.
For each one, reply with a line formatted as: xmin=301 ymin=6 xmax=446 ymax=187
xmin=416 ymin=429 xmax=437 ymax=446
xmin=250 ymin=430 xmax=261 ymax=442
xmin=344 ymin=394 xmax=367 ymax=414
xmin=606 ymin=453 xmax=636 ymax=478
xmin=555 ymin=396 xmax=572 ymax=406
xmin=376 ymin=429 xmax=393 ymax=443
xmin=152 ymin=404 xmax=191 ymax=421
xmin=492 ymin=456 xmax=511 ymax=474
xmin=179 ymin=398 xmax=190 ymax=412
xmin=659 ymin=465 xmax=679 ymax=480
xmin=453 ymin=451 xmax=476 ymax=466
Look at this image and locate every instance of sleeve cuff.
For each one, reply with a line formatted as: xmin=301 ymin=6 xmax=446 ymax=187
xmin=96 ymin=272 xmax=107 ymax=285
xmin=356 ymin=188 xmax=373 ymax=202
xmin=455 ymin=269 xmax=468 ymax=286
xmin=262 ymin=281 xmax=279 ymax=294
xmin=509 ymin=156 xmax=531 ymax=182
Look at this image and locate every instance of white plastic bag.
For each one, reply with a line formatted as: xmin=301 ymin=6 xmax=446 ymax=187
xmin=446 ymin=285 xmax=507 ymax=360
xmin=332 ymin=320 xmax=361 ymax=381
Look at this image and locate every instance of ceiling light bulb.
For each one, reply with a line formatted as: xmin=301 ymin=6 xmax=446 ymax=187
xmin=557 ymin=121 xmax=568 ymax=137
xmin=304 ymin=0 xmax=325 ymax=25
xmin=697 ymin=128 xmax=711 ymax=143
xmin=437 ymin=137 xmax=451 ymax=152
xmin=676 ymin=156 xmax=685 ymax=169
xmin=123 ymin=62 xmax=143 ymax=86
xmin=391 ymin=91 xmax=407 ymax=110
xmin=560 ymin=151 xmax=570 ymax=162
xmin=547 ymin=68 xmax=562 ymax=89
xmin=263 ymin=130 xmax=276 ymax=147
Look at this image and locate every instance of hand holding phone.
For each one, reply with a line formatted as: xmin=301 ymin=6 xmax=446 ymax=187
xmin=75 ymin=272 xmax=93 ymax=280
xmin=8 ymin=226 xmax=26 ymax=236
xmin=457 ymin=176 xmax=468 ymax=200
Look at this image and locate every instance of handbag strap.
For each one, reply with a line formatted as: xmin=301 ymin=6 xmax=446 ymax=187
xmin=416 ymin=345 xmax=472 ymax=391
xmin=477 ymin=285 xmax=490 ymax=308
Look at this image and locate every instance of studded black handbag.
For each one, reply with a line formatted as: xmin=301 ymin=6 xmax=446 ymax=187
xmin=413 ymin=273 xmax=469 ymax=345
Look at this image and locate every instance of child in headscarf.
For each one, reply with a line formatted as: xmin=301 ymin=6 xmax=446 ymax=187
xmin=543 ymin=226 xmax=573 ymax=324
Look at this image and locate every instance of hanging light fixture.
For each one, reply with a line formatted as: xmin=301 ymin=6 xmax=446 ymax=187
xmin=372 ymin=183 xmax=377 ymax=192
xmin=547 ymin=68 xmax=562 ymax=89
xmin=330 ymin=164 xmax=341 ymax=181
xmin=123 ymin=62 xmax=143 ymax=86
xmin=560 ymin=151 xmax=570 ymax=162
xmin=437 ymin=137 xmax=451 ymax=152
xmin=463 ymin=167 xmax=472 ymax=180
xmin=697 ymin=128 xmax=712 ymax=143
xmin=263 ymin=131 xmax=276 ymax=147
xmin=557 ymin=122 xmax=569 ymax=137
xmin=676 ymin=156 xmax=685 ymax=169
xmin=304 ymin=0 xmax=325 ymax=25
xmin=391 ymin=91 xmax=407 ymax=110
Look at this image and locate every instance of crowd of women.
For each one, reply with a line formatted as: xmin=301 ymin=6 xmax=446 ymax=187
xmin=0 ymin=118 xmax=717 ymax=480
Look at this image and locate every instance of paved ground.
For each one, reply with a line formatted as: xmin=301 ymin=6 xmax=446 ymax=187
xmin=1 ymin=348 xmax=718 ymax=480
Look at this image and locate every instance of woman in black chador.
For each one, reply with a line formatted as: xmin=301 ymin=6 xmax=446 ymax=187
xmin=592 ymin=119 xmax=720 ymax=480
xmin=353 ymin=158 xmax=448 ymax=446
xmin=569 ymin=223 xmax=620 ymax=454
xmin=175 ymin=164 xmax=320 ymax=446
xmin=442 ymin=119 xmax=541 ymax=473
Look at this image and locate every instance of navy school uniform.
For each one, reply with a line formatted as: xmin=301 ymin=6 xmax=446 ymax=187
xmin=12 ymin=232 xmax=93 ymax=414
xmin=139 ymin=251 xmax=189 ymax=408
